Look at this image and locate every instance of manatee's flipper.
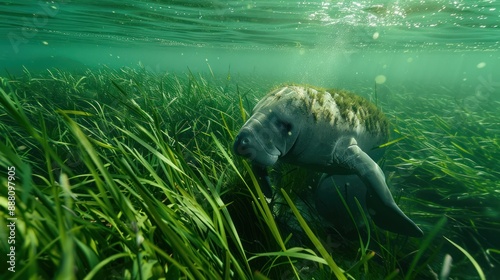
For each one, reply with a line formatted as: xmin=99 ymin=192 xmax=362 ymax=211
xmin=335 ymin=138 xmax=423 ymax=237
xmin=251 ymin=164 xmax=274 ymax=197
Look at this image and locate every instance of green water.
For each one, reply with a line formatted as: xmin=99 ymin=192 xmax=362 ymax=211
xmin=2 ymin=0 xmax=500 ymax=89
xmin=1 ymin=1 xmax=500 ymax=278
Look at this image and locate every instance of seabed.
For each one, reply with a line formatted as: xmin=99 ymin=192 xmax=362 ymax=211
xmin=0 ymin=66 xmax=499 ymax=279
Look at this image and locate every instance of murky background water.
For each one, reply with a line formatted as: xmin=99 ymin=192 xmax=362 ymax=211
xmin=1 ymin=1 xmax=500 ymax=277
xmin=2 ymin=0 xmax=499 ymax=90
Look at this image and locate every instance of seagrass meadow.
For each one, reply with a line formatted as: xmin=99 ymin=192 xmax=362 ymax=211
xmin=0 ymin=67 xmax=499 ymax=280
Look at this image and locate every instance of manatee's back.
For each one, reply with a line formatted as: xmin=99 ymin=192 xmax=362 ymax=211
xmin=283 ymin=85 xmax=389 ymax=157
xmin=254 ymin=85 xmax=389 ymax=161
xmin=325 ymin=88 xmax=390 ymax=160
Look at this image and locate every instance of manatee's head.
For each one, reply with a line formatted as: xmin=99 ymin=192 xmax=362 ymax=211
xmin=233 ymin=87 xmax=303 ymax=166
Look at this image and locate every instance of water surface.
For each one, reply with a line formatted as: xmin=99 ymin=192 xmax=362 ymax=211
xmin=2 ymin=0 xmax=499 ymax=90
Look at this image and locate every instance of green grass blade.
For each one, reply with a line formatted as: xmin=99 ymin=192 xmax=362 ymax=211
xmin=404 ymin=216 xmax=447 ymax=280
xmin=444 ymin=237 xmax=486 ymax=280
xmin=280 ymin=188 xmax=347 ymax=280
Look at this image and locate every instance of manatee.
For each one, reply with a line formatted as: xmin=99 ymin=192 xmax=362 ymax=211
xmin=315 ymin=174 xmax=369 ymax=234
xmin=233 ymin=85 xmax=423 ymax=237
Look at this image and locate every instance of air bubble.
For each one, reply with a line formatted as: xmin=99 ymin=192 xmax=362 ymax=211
xmin=375 ymin=75 xmax=386 ymax=84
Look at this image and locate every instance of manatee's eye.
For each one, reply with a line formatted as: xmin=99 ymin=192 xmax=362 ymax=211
xmin=276 ymin=120 xmax=292 ymax=134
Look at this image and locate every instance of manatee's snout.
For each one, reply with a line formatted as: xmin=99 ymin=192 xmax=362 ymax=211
xmin=233 ymin=130 xmax=254 ymax=158
xmin=233 ymin=124 xmax=280 ymax=166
